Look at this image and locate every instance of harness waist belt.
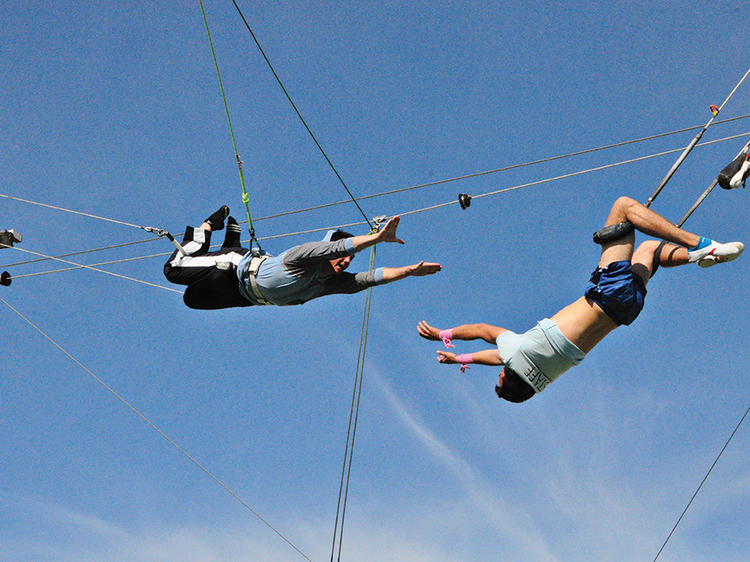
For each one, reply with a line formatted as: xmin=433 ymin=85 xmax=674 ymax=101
xmin=245 ymin=254 xmax=272 ymax=305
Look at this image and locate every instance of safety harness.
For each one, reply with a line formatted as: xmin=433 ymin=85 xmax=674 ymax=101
xmin=242 ymin=253 xmax=272 ymax=305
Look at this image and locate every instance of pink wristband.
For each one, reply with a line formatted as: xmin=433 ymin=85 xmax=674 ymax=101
xmin=439 ymin=329 xmax=455 ymax=348
xmin=455 ymin=353 xmax=473 ymax=373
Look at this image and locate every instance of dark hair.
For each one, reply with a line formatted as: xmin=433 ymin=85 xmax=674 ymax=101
xmin=494 ymin=367 xmax=535 ymax=403
xmin=330 ymin=229 xmax=353 ymax=241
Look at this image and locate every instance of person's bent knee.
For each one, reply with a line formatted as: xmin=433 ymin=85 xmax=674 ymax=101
xmin=611 ymin=196 xmax=638 ymax=215
xmin=634 ymin=239 xmax=660 ymax=257
xmin=603 ymin=196 xmax=637 ymax=227
xmin=615 ymin=195 xmax=637 ymax=207
xmin=632 ymin=240 xmax=662 ymax=282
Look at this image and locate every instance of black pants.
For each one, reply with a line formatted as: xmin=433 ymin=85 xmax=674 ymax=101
xmin=163 ymin=227 xmax=252 ymax=310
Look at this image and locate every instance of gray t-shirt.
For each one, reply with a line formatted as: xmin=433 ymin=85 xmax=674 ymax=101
xmin=237 ymin=237 xmax=385 ymax=306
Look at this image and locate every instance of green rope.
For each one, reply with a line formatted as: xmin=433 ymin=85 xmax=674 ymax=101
xmin=199 ymin=0 xmax=259 ymax=248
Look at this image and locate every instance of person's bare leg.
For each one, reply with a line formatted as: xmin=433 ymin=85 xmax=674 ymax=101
xmin=605 ymin=196 xmax=700 ymax=247
xmin=608 ymin=197 xmax=744 ymax=266
xmin=630 ymin=240 xmax=688 ymax=283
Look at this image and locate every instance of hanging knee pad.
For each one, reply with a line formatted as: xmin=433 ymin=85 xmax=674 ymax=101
xmin=593 ymin=221 xmax=634 ymax=244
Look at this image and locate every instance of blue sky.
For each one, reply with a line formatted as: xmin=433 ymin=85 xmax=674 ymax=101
xmin=2 ymin=2 xmax=748 ymax=561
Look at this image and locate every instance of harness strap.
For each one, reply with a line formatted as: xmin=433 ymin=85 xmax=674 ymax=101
xmin=246 ymin=254 xmax=272 ymax=305
xmin=650 ymin=240 xmax=669 ymax=278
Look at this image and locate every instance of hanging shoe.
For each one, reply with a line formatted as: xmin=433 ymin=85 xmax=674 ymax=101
xmin=717 ymin=152 xmax=750 ymax=189
xmin=695 ymin=241 xmax=744 ymax=268
xmin=222 ymin=216 xmax=242 ymax=248
xmin=204 ymin=205 xmax=230 ymax=230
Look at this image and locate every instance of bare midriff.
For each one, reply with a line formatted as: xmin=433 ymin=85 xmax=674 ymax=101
xmin=550 ymin=296 xmax=618 ymax=353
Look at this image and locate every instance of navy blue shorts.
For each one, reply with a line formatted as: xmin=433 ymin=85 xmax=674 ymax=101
xmin=584 ymin=260 xmax=646 ymax=326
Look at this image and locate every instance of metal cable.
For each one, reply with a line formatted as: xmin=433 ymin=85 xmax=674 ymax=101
xmin=8 ymin=252 xmax=174 ymax=280
xmin=249 ymin=113 xmax=750 ymax=223
xmin=652 ymin=405 xmax=750 ymax=561
xmin=1 ymin=237 xmax=162 ymax=269
xmin=5 ymin=131 xmax=748 ymax=285
xmin=0 ymin=295 xmax=312 ymax=561
xmin=3 ymin=121 xmax=748 ymax=271
xmin=1 ymin=244 xmax=182 ymax=293
xmin=0 ymin=193 xmax=146 ymax=229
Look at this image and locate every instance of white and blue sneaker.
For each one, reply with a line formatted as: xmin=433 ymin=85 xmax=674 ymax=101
xmin=688 ymin=239 xmax=744 ymax=268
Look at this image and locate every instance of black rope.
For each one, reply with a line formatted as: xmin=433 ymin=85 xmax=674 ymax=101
xmin=229 ymin=0 xmax=372 ymax=229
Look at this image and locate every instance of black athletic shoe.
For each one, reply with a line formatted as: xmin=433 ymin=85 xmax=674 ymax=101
xmin=717 ymin=152 xmax=750 ymax=190
xmin=205 ymin=205 xmax=230 ymax=230
xmin=222 ymin=216 xmax=242 ymax=248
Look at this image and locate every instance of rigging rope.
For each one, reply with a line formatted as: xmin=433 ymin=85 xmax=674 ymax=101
xmin=1 ymin=243 xmax=182 ymax=293
xmin=646 ymin=66 xmax=750 ymax=207
xmin=330 ymin=241 xmax=377 ymax=562
xmin=0 ymin=194 xmax=149 ymax=229
xmin=0 ymin=236 xmax=161 ymax=269
xmin=3 ymin=116 xmax=748 ymax=271
xmin=249 ymin=113 xmax=750 ymax=224
xmin=7 ymin=251 xmax=173 ymax=281
xmin=199 ymin=0 xmax=259 ymax=249
xmin=228 ymin=0 xmax=373 ymax=230
xmin=652 ymin=405 xmax=750 ymax=561
xmin=3 ymin=128 xmax=749 ymax=269
xmin=0 ymin=295 xmax=312 ymax=561
xmin=467 ymin=132 xmax=750 ymax=207
xmin=677 ymin=137 xmax=750 ymax=227
xmin=4 ymin=131 xmax=749 ymax=284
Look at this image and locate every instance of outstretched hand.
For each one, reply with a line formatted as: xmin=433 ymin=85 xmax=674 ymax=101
xmin=436 ymin=350 xmax=457 ymax=364
xmin=417 ymin=320 xmax=442 ymax=341
xmin=377 ymin=215 xmax=405 ymax=244
xmin=410 ymin=261 xmax=442 ymax=277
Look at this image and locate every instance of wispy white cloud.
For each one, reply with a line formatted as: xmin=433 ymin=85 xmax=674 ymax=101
xmin=4 ymin=496 xmax=305 ymax=562
xmin=325 ymin=310 xmax=750 ymax=561
xmin=367 ymin=364 xmax=559 ymax=561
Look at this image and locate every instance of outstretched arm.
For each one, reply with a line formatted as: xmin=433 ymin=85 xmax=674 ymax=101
xmin=436 ymin=349 xmax=503 ymax=366
xmin=380 ymin=261 xmax=442 ymax=283
xmin=418 ymin=321 xmax=507 ymax=344
xmin=350 ymin=215 xmax=405 ymax=253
